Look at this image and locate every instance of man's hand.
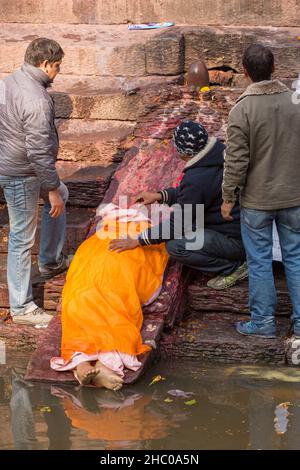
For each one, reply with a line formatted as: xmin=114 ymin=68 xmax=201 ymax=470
xmin=135 ymin=191 xmax=162 ymax=205
xmin=221 ymin=201 xmax=235 ymax=221
xmin=109 ymin=238 xmax=140 ymax=253
xmin=48 ymin=189 xmax=65 ymax=218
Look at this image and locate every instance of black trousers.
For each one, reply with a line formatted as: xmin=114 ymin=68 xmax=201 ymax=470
xmin=166 ymin=228 xmax=246 ymax=276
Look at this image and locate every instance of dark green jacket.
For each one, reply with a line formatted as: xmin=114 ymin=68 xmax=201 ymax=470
xmin=223 ymin=79 xmax=300 ymax=210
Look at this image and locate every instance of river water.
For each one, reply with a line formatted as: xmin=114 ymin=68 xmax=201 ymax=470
xmin=0 ymin=352 xmax=300 ymax=450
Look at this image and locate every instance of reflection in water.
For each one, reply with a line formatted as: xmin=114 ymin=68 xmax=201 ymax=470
xmin=1 ymin=358 xmax=300 ymax=450
xmin=51 ymin=386 xmax=186 ymax=450
xmin=9 ymin=370 xmax=72 ymax=450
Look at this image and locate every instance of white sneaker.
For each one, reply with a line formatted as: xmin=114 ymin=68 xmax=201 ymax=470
xmin=12 ymin=307 xmax=53 ymax=326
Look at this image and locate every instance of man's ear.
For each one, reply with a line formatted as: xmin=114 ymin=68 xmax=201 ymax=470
xmin=39 ymin=60 xmax=49 ymax=71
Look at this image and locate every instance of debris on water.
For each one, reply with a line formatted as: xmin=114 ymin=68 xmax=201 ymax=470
xmin=184 ymin=399 xmax=197 ymax=406
xmin=149 ymin=375 xmax=166 ymax=386
xmin=164 ymin=398 xmax=173 ymax=403
xmin=167 ymin=389 xmax=195 ymax=399
xmin=38 ymin=406 xmax=52 ymax=413
xmin=274 ymin=402 xmax=291 ymax=435
xmin=231 ymin=366 xmax=300 ymax=383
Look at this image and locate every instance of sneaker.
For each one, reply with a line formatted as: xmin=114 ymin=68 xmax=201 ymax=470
xmin=39 ymin=254 xmax=73 ymax=280
xmin=207 ymin=262 xmax=248 ymax=290
xmin=236 ymin=320 xmax=276 ymax=339
xmin=12 ymin=307 xmax=53 ymax=326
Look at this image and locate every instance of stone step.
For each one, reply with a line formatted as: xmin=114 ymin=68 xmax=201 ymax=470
xmin=161 ymin=312 xmax=292 ymax=365
xmin=0 ymin=72 xmax=181 ymax=120
xmin=0 ymin=162 xmax=115 ymax=207
xmin=0 ymin=205 xmax=95 ymax=255
xmin=56 ymin=118 xmax=134 ymax=164
xmin=0 ymin=253 xmax=66 ymax=311
xmin=0 ymin=23 xmax=184 ymax=77
xmin=186 ymin=264 xmax=293 ymax=317
xmin=1 ymin=0 xmax=300 ymax=27
xmin=56 ymin=161 xmax=116 ymax=207
xmin=50 ymin=75 xmax=181 ymax=121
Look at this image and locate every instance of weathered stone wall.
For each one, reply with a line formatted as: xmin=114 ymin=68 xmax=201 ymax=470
xmin=1 ymin=0 xmax=300 ymax=27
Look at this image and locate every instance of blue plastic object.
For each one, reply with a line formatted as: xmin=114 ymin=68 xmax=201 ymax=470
xmin=128 ymin=22 xmax=174 ymax=30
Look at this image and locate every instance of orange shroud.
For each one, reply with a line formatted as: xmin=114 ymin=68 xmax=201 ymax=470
xmin=61 ymin=219 xmax=169 ymax=362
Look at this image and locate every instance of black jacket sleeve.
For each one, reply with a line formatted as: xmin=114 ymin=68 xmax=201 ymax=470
xmin=139 ymin=174 xmax=205 ymax=246
xmin=159 ymin=187 xmax=180 ymax=206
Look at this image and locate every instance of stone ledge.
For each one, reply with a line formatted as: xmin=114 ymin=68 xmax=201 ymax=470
xmin=161 ymin=312 xmax=291 ymax=365
xmin=0 ymin=24 xmax=183 ymax=77
xmin=56 ymin=119 xmax=135 ymax=163
xmin=50 ymin=75 xmax=181 ymax=120
xmin=1 ymin=1 xmax=300 ymax=27
xmin=187 ymin=265 xmax=292 ymax=317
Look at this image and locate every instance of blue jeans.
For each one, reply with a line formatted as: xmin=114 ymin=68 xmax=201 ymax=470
xmin=241 ymin=206 xmax=300 ymax=329
xmin=0 ymin=175 xmax=68 ymax=315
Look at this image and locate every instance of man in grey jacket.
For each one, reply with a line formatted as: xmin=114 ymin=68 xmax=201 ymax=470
xmin=0 ymin=38 xmax=69 ymax=326
xmin=222 ymin=43 xmax=300 ymax=338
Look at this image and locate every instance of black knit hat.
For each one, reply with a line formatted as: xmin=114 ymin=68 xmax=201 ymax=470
xmin=173 ymin=121 xmax=209 ymax=156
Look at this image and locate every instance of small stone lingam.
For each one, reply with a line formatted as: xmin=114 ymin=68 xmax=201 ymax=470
xmin=185 ymin=60 xmax=211 ymax=100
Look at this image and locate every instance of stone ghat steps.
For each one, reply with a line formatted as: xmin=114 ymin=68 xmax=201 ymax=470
xmin=0 ymin=113 xmax=135 ymax=164
xmin=186 ymin=265 xmax=293 ymax=317
xmin=157 ymin=264 xmax=297 ymax=366
xmin=0 ymin=73 xmax=182 ymax=121
xmin=0 ymin=205 xmax=95 ymax=258
xmin=55 ymin=119 xmax=135 ymax=164
xmin=0 ymin=162 xmax=116 ymax=207
xmin=0 ymin=24 xmax=299 ymax=81
xmin=160 ymin=312 xmax=296 ymax=366
xmin=50 ymin=75 xmax=181 ymax=121
xmin=56 ymin=161 xmax=116 ymax=207
xmin=1 ymin=0 xmax=300 ymax=27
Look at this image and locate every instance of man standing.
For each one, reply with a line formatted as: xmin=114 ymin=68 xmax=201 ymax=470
xmin=0 ymin=38 xmax=69 ymax=326
xmin=222 ymin=43 xmax=300 ymax=338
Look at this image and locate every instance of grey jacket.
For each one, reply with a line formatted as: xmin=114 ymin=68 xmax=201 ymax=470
xmin=0 ymin=63 xmax=60 ymax=191
xmin=222 ymin=79 xmax=300 ymax=210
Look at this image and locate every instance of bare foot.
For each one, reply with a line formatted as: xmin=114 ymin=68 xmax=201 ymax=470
xmin=74 ymin=361 xmax=100 ymax=386
xmin=92 ymin=360 xmax=124 ymax=391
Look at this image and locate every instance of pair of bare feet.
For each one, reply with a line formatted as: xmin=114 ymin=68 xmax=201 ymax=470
xmin=74 ymin=360 xmax=123 ymax=391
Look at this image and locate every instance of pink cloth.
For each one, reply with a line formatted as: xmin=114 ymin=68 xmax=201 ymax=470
xmin=51 ymin=350 xmax=142 ymax=378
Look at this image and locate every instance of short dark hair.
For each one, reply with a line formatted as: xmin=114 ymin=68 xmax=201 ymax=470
xmin=242 ymin=44 xmax=274 ymax=82
xmin=24 ymin=38 xmax=64 ymax=66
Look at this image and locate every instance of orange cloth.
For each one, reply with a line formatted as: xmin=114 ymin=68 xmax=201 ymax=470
xmin=61 ymin=219 xmax=169 ymax=362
